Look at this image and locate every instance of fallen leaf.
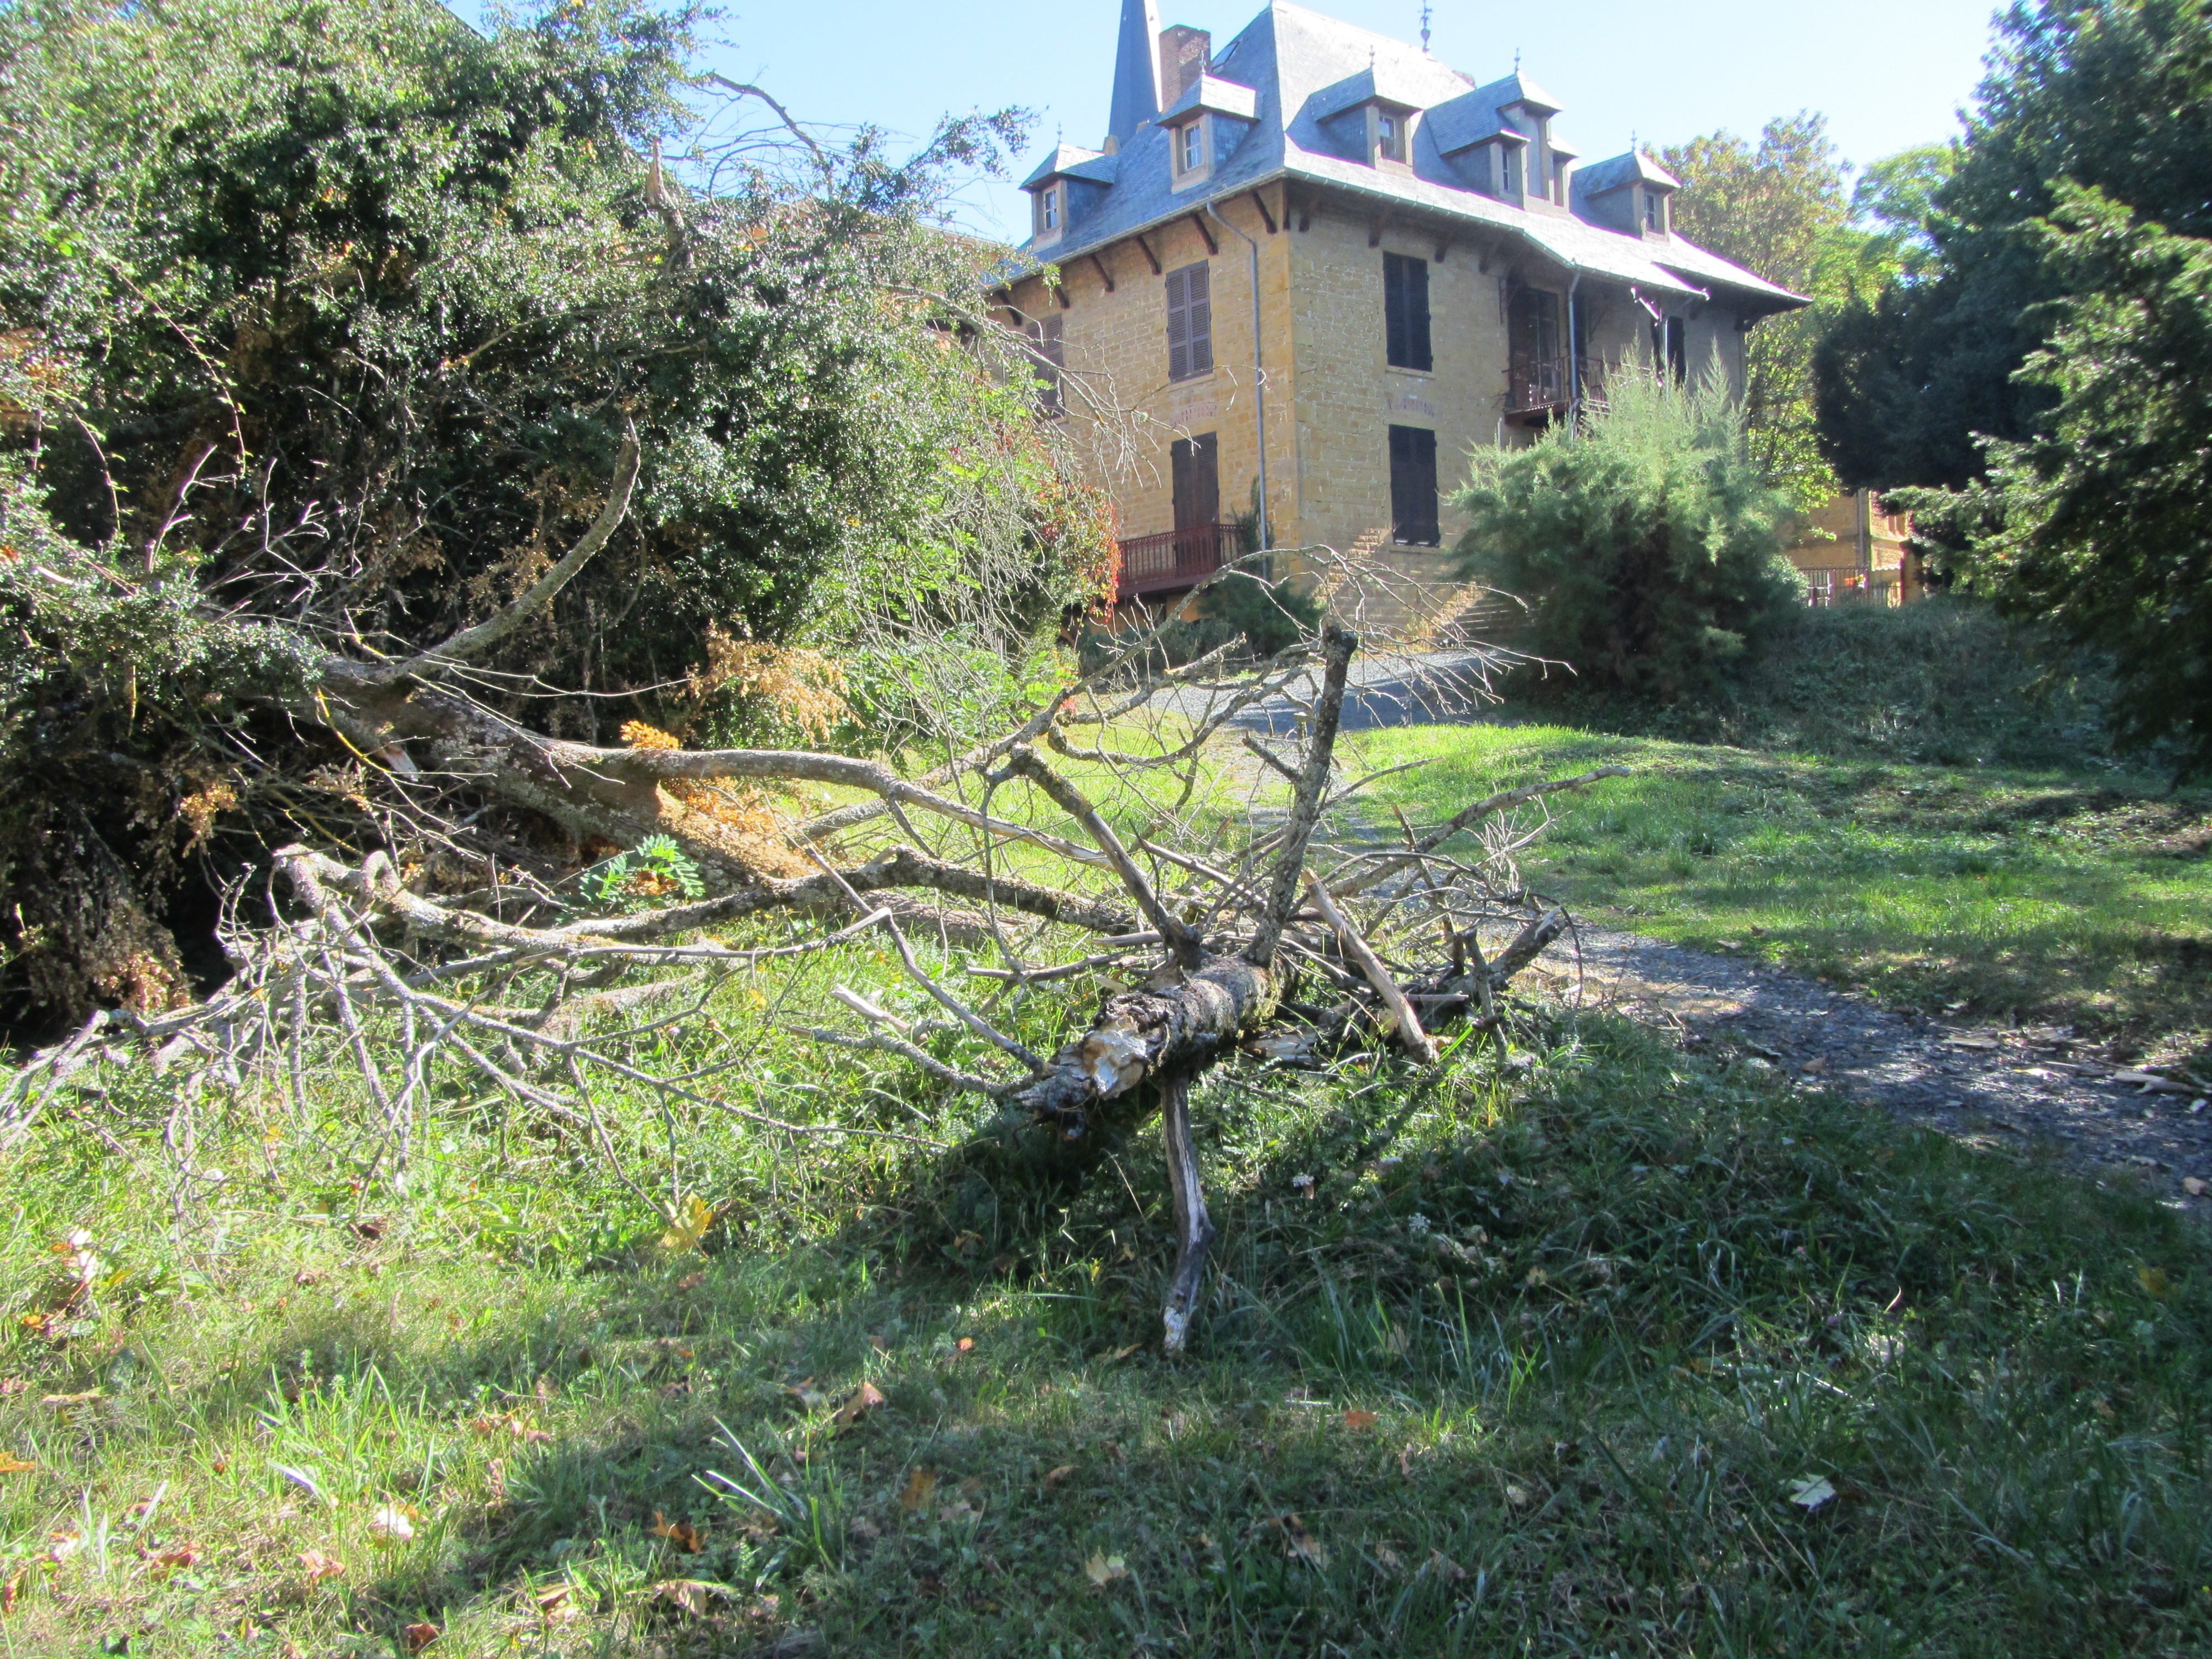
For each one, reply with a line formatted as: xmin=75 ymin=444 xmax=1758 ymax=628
xmin=1396 ymin=1447 xmax=1413 ymax=1480
xmin=1277 ymin=1514 xmax=1327 ymax=1567
xmin=659 ymin=1194 xmax=715 ymax=1254
xmin=899 ymin=1468 xmax=938 ymax=1514
xmin=152 ymin=1547 xmax=200 ymax=1571
xmin=46 ymin=1530 xmax=82 ymax=1562
xmin=649 ymin=1512 xmax=704 ymax=1553
xmin=298 ymin=1549 xmax=345 ymax=1584
xmin=369 ymin=1505 xmax=415 ymax=1544
xmin=2185 ymin=1177 xmax=2209 ymax=1197
xmin=1799 ymin=1056 xmax=1828 ymax=1075
xmin=0 ymin=1380 xmax=23 ymax=1397
xmin=400 ymin=1622 xmax=440 ymax=1653
xmin=0 ymin=1454 xmax=33 ymax=1475
xmin=351 ymin=1219 xmax=387 ymax=1243
xmin=533 ymin=1584 xmax=577 ymax=1623
xmin=2138 ymin=1266 xmax=2173 ymax=1300
xmin=831 ymin=1381 xmax=885 ymax=1429
xmin=1342 ymin=1409 xmax=1379 ymax=1432
xmin=39 ymin=1390 xmax=100 ymax=1406
xmin=1504 ymin=1483 xmax=1532 ymax=1507
xmin=672 ymin=1271 xmax=705 ymax=1292
xmin=1787 ymin=1475 xmax=1837 ymax=1511
xmin=1427 ymin=1548 xmax=1468 ymax=1583
xmin=1045 ymin=1464 xmax=1078 ymax=1488
xmin=1107 ymin=1342 xmax=1143 ymax=1363
xmin=653 ymin=1579 xmax=736 ymax=1618
xmin=1373 ymin=1542 xmax=1404 ymax=1572
xmin=955 ymin=1337 xmax=974 ymax=1355
xmin=1084 ymin=1551 xmax=1129 ymax=1587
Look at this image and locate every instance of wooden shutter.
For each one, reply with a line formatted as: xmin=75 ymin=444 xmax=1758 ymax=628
xmin=1389 ymin=425 xmax=1439 ymax=546
xmin=1384 ymin=253 xmax=1431 ymax=372
xmin=1166 ymin=261 xmax=1212 ymax=382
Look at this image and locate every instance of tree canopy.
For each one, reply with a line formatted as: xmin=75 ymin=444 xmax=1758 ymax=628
xmin=0 ymin=0 xmax=1108 ymax=1025
xmin=1812 ymin=0 xmax=2212 ymax=771
xmin=1661 ymin=114 xmax=1862 ymax=516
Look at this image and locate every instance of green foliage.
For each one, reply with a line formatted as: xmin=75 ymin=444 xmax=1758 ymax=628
xmin=1815 ymin=0 xmax=2212 ymax=492
xmin=1453 ymin=369 xmax=1800 ymax=699
xmin=0 ymin=0 xmax=1104 ymax=1026
xmin=1662 ymin=114 xmax=1860 ymax=514
xmin=1814 ymin=0 xmax=2212 ymax=770
xmin=582 ymin=833 xmax=702 ymax=907
xmin=1917 ymin=186 xmax=2212 ymax=774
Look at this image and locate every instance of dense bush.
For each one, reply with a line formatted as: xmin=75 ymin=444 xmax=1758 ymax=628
xmin=0 ymin=0 xmax=1107 ymax=1029
xmin=1452 ymin=369 xmax=1800 ymax=700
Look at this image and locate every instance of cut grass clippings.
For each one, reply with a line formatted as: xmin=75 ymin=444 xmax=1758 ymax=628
xmin=1353 ymin=722 xmax=2212 ymax=1064
xmin=1 ymin=1005 xmax=2208 ymax=1656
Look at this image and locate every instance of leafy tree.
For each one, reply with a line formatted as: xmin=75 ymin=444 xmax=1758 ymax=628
xmin=1918 ymin=185 xmax=2212 ymax=770
xmin=1662 ymin=114 xmax=1854 ymax=514
xmin=1452 ymin=369 xmax=1799 ymax=700
xmin=0 ymin=0 xmax=1105 ymax=1024
xmin=1815 ymin=0 xmax=2212 ymax=492
xmin=1815 ymin=0 xmax=2212 ymax=769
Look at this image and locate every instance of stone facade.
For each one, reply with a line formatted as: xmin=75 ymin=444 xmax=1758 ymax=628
xmin=1003 ymin=1 xmax=1798 ymax=622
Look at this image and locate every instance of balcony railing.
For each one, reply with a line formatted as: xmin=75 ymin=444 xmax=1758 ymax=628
xmin=1116 ymin=521 xmax=1238 ymax=600
xmin=1505 ymin=354 xmax=1600 ymax=417
xmin=1801 ymin=566 xmax=1901 ymax=608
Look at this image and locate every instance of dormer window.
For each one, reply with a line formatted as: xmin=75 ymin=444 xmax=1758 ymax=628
xmin=1041 ymin=186 xmax=1060 ymax=232
xmin=1376 ymin=112 xmax=1403 ymax=161
xmin=1178 ymin=120 xmax=1203 ymax=174
xmin=1642 ymin=189 xmax=1665 ymax=233
xmin=1501 ymin=145 xmax=1521 ymax=198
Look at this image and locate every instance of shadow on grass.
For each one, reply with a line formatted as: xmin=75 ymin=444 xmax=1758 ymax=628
xmin=101 ymin=1015 xmax=2203 ymax=1658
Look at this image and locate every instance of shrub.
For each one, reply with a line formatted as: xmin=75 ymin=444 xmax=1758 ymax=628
xmin=1453 ymin=368 xmax=1801 ymax=698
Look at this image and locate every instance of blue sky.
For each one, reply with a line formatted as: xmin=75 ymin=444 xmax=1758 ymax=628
xmin=494 ymin=1 xmax=2005 ymax=240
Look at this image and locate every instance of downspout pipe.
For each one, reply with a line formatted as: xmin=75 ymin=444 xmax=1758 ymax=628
xmin=1204 ymin=199 xmax=1269 ymax=557
xmin=1564 ymin=267 xmax=1582 ymax=439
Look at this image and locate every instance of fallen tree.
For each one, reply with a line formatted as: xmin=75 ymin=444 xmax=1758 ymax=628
xmin=7 ymin=437 xmax=1622 ymax=1348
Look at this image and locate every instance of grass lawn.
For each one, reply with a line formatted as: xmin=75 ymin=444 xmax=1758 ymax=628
xmin=4 ymin=987 xmax=2209 ymax=1656
xmin=1353 ymin=722 xmax=2212 ymax=1065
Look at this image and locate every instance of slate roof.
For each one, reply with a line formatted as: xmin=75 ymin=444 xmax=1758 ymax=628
xmin=1574 ymin=149 xmax=1683 ymax=197
xmin=1163 ymin=73 xmax=1260 ymax=121
xmin=1018 ymin=1 xmax=1804 ymax=315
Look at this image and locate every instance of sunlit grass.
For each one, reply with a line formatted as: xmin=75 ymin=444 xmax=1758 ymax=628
xmin=1350 ymin=722 xmax=2212 ymax=1060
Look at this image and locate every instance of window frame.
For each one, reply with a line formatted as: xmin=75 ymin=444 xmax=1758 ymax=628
xmin=1382 ymin=252 xmax=1433 ymax=374
xmin=1027 ymin=314 xmax=1065 ymax=416
xmin=1642 ymin=189 xmax=1665 ymax=233
xmin=1177 ymin=118 xmax=1204 ymax=174
xmin=1375 ymin=111 xmax=1402 ymax=161
xmin=1165 ymin=260 xmax=1214 ymax=383
xmin=1040 ymin=185 xmax=1060 ymax=233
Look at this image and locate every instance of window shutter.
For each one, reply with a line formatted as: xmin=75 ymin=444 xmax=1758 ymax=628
xmin=1389 ymin=425 xmax=1439 ymax=546
xmin=1167 ymin=262 xmax=1212 ymax=381
xmin=1383 ymin=254 xmax=1432 ymax=372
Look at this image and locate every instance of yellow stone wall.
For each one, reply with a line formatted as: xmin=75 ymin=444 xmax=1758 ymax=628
xmin=1008 ymin=183 xmax=1753 ymax=592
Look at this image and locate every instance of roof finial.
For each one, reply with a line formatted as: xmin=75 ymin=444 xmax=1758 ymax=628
xmin=1420 ymin=0 xmax=1432 ymax=55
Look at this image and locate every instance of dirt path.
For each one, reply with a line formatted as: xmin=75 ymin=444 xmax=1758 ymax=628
xmin=1530 ymin=919 xmax=2211 ymax=1215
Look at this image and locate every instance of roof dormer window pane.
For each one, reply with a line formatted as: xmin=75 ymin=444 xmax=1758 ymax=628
xmin=1643 ymin=190 xmax=1663 ymax=232
xmin=1178 ymin=121 xmax=1203 ymax=174
xmin=1376 ymin=112 xmax=1402 ymax=161
xmin=1042 ymin=186 xmax=1060 ymax=231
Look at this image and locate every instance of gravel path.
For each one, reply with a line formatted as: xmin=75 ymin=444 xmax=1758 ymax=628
xmin=1533 ymin=920 xmax=2212 ymax=1215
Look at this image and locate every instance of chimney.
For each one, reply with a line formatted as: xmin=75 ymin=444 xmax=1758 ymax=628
xmin=1158 ymin=25 xmax=1210 ymax=104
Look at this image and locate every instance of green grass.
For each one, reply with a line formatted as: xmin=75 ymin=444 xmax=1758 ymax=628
xmin=3 ymin=990 xmax=2209 ymax=1656
xmin=1354 ymin=722 xmax=2212 ymax=1063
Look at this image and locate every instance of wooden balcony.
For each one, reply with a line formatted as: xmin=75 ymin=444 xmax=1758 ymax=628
xmin=1116 ymin=522 xmax=1238 ymax=600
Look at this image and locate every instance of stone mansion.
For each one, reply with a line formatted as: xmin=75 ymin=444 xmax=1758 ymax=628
xmin=994 ymin=0 xmax=1815 ymax=609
